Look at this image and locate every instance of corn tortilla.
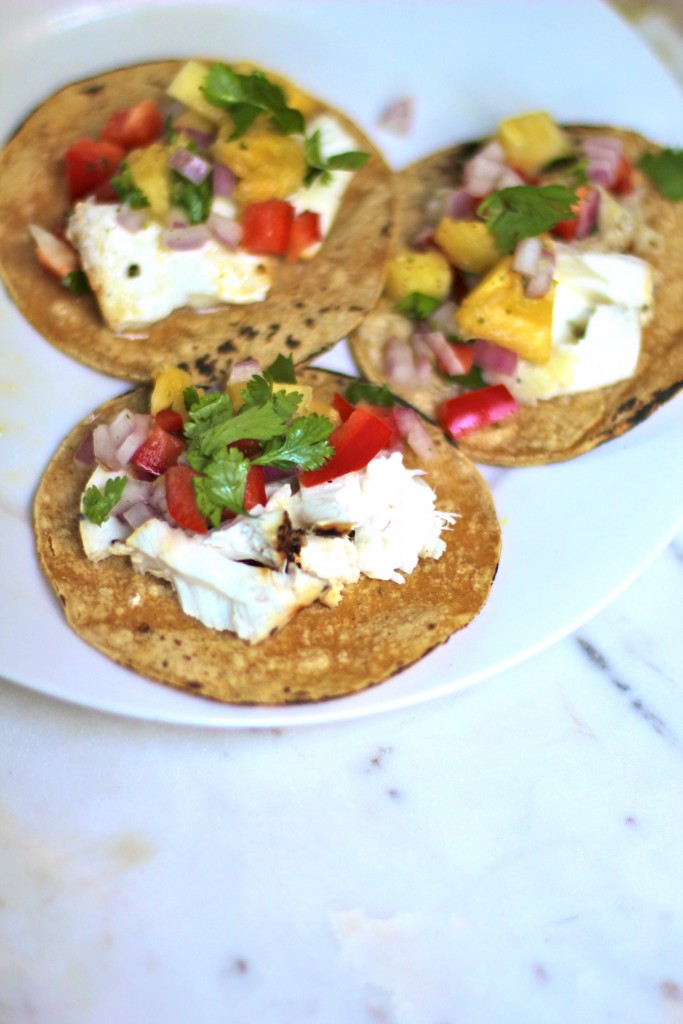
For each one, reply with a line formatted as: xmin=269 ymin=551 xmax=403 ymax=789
xmin=350 ymin=126 xmax=683 ymax=466
xmin=33 ymin=368 xmax=501 ymax=706
xmin=0 ymin=60 xmax=395 ymax=384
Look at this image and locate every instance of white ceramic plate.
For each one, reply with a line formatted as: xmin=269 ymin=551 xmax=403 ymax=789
xmin=0 ymin=0 xmax=681 ymax=727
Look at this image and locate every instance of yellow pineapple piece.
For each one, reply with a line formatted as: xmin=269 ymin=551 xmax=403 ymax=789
xmin=434 ymin=218 xmax=500 ymax=275
xmin=166 ymin=60 xmax=225 ymax=125
xmin=174 ymin=109 xmax=216 ymax=137
xmin=385 ymin=249 xmax=452 ymax=303
xmin=496 ymin=112 xmax=571 ymax=175
xmin=150 ymin=366 xmax=197 ymax=416
xmin=455 ymin=256 xmax=554 ymax=364
xmin=212 ymin=128 xmax=306 ymax=203
xmin=127 ymin=143 xmax=172 ymax=221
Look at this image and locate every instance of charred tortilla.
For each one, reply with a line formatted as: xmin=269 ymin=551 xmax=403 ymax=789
xmin=0 ymin=61 xmax=395 ymax=385
xmin=350 ymin=126 xmax=683 ymax=466
xmin=33 ymin=368 xmax=500 ymax=706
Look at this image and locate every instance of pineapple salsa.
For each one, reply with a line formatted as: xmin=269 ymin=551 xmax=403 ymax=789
xmin=374 ymin=112 xmax=661 ymax=438
xmin=30 ymin=60 xmax=370 ymax=333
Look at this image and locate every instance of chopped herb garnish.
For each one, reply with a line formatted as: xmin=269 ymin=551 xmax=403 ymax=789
xmin=201 ymin=63 xmax=305 ymax=140
xmin=183 ymin=377 xmax=334 ymax=520
xmin=394 ymin=291 xmax=442 ymax=321
xmin=265 ymin=353 xmax=297 ymax=384
xmin=345 ymin=381 xmax=395 ymax=407
xmin=62 ymin=269 xmax=91 ymax=295
xmin=443 ymin=365 xmax=488 ymax=390
xmin=111 ymin=162 xmax=150 ymax=209
xmin=638 ymin=148 xmax=683 ymax=201
xmin=83 ymin=476 xmax=127 ymax=525
xmin=303 ymin=129 xmax=370 ymax=186
xmin=477 ymin=183 xmax=578 ymax=254
xmin=171 ymin=172 xmax=213 ymax=224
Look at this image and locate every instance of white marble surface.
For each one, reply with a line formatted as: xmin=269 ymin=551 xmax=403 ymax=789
xmin=0 ymin=518 xmax=681 ymax=1023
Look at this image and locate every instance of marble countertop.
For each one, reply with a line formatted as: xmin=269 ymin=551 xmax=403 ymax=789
xmin=1 ymin=1 xmax=682 ymax=1021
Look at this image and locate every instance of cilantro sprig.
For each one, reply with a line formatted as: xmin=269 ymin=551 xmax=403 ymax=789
xmin=304 ymin=130 xmax=370 ymax=186
xmin=393 ymin=292 xmax=442 ymax=321
xmin=344 ymin=381 xmax=395 ymax=407
xmin=83 ymin=477 xmax=127 ymax=525
xmin=477 ymin=183 xmax=578 ymax=254
xmin=183 ymin=368 xmax=334 ymax=525
xmin=638 ymin=148 xmax=683 ymax=201
xmin=111 ymin=162 xmax=150 ymax=209
xmin=202 ymin=63 xmax=305 ymax=139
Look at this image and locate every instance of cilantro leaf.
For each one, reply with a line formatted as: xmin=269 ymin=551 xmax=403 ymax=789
xmin=185 ymin=389 xmax=290 ymax=469
xmin=82 ymin=477 xmax=127 ymax=525
xmin=477 ymin=184 xmax=577 ymax=254
xmin=111 ymin=162 xmax=150 ymax=209
xmin=62 ymin=270 xmax=91 ymax=295
xmin=638 ymin=148 xmax=683 ymax=201
xmin=394 ymin=292 xmax=442 ymax=321
xmin=304 ymin=129 xmax=370 ymax=186
xmin=193 ymin=446 xmax=250 ymax=526
xmin=171 ymin=172 xmax=213 ymax=224
xmin=266 ymin=353 xmax=297 ymax=383
xmin=344 ymin=381 xmax=395 ymax=407
xmin=201 ymin=63 xmax=305 ymax=139
xmin=255 ymin=414 xmax=334 ymax=471
xmin=442 ymin=365 xmax=488 ymax=390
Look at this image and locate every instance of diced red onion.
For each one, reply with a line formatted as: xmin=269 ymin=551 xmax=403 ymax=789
xmin=213 ymin=162 xmax=236 ymax=199
xmin=209 ymin=211 xmax=242 ymax=250
xmin=169 ymin=206 xmax=190 ymax=229
xmin=446 ymin=187 xmax=478 ymax=220
xmin=73 ymin=429 xmax=95 ymax=466
xmin=524 ymin=248 xmax=555 ymax=298
xmin=178 ymin=127 xmax=214 ymax=151
xmin=495 ymin=167 xmax=525 ymax=189
xmin=393 ymin=405 xmax=435 ymax=461
xmin=422 ymin=331 xmax=468 ymax=376
xmin=463 ymin=140 xmax=507 ymax=198
xmin=228 ymin=359 xmax=261 ymax=384
xmin=411 ymin=226 xmax=436 ymax=249
xmin=168 ymin=147 xmax=212 ymax=185
xmin=112 ymin=477 xmax=154 ymax=514
xmin=427 ymin=300 xmax=458 ymax=336
xmin=162 ymin=224 xmax=211 ymax=250
xmin=115 ymin=418 xmax=152 ymax=467
xmin=383 ymin=335 xmax=416 ymax=387
xmin=121 ymin=501 xmax=157 ymax=530
xmin=116 ymin=205 xmax=146 ymax=233
xmin=378 ymin=96 xmax=414 ymax=136
xmin=574 ymin=187 xmax=600 ymax=240
xmin=93 ymin=411 xmax=151 ymax=470
xmin=472 ymin=338 xmax=519 ymax=375
xmin=411 ymin=333 xmax=437 ymax=386
xmin=583 ymin=136 xmax=623 ymax=189
xmin=262 ymin=465 xmax=292 ymax=484
xmin=512 ymin=236 xmax=542 ymax=276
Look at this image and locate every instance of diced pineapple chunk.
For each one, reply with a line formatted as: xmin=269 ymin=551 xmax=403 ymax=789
xmin=212 ymin=128 xmax=306 ymax=203
xmin=167 ymin=60 xmax=225 ymax=125
xmin=309 ymin=396 xmax=341 ymax=428
xmin=496 ymin=112 xmax=571 ymax=175
xmin=150 ymin=366 xmax=197 ymax=416
xmin=174 ymin=109 xmax=216 ymax=136
xmin=385 ymin=249 xmax=452 ymax=303
xmin=127 ymin=143 xmax=172 ymax=221
xmin=455 ymin=255 xmax=554 ymax=364
xmin=434 ymin=219 xmax=500 ymax=275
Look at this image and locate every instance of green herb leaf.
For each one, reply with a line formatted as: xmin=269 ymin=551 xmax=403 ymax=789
xmin=201 ymin=63 xmax=305 ymax=140
xmin=193 ymin=446 xmax=250 ymax=525
xmin=477 ymin=183 xmax=578 ymax=254
xmin=442 ymin=365 xmax=488 ymax=390
xmin=62 ymin=270 xmax=91 ymax=295
xmin=304 ymin=129 xmax=370 ymax=186
xmin=111 ymin=162 xmax=150 ymax=209
xmin=255 ymin=414 xmax=334 ymax=471
xmin=344 ymin=381 xmax=395 ymax=407
xmin=82 ymin=476 xmax=127 ymax=525
xmin=638 ymin=148 xmax=683 ymax=201
xmin=266 ymin=353 xmax=297 ymax=384
xmin=394 ymin=292 xmax=442 ymax=321
xmin=170 ymin=172 xmax=213 ymax=224
xmin=183 ymin=386 xmax=201 ymax=412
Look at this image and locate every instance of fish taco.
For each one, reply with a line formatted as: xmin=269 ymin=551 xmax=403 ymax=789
xmin=34 ymin=363 xmax=501 ymax=705
xmin=0 ymin=59 xmax=395 ymax=384
xmin=350 ymin=113 xmax=683 ymax=465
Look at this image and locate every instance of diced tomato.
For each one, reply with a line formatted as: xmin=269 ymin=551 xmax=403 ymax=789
xmin=241 ymin=200 xmax=294 ymax=255
xmin=437 ymin=342 xmax=474 ymax=376
xmin=332 ymin=392 xmax=356 ymax=423
xmin=611 ymin=154 xmax=635 ymax=195
xmin=300 ymin=407 xmax=394 ymax=488
xmin=286 ymin=211 xmax=321 ymax=262
xmin=227 ymin=438 xmax=263 ymax=459
xmin=552 ymin=185 xmax=587 ymax=242
xmin=130 ymin=423 xmax=186 ymax=476
xmin=29 ymin=224 xmax=79 ymax=280
xmin=64 ymin=138 xmax=125 ymax=201
xmin=244 ymin=464 xmax=267 ymax=510
xmin=437 ymin=384 xmax=519 ymax=439
xmin=101 ymin=99 xmax=164 ymax=151
xmin=154 ymin=408 xmax=185 ymax=435
xmin=165 ymin=465 xmax=208 ymax=534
